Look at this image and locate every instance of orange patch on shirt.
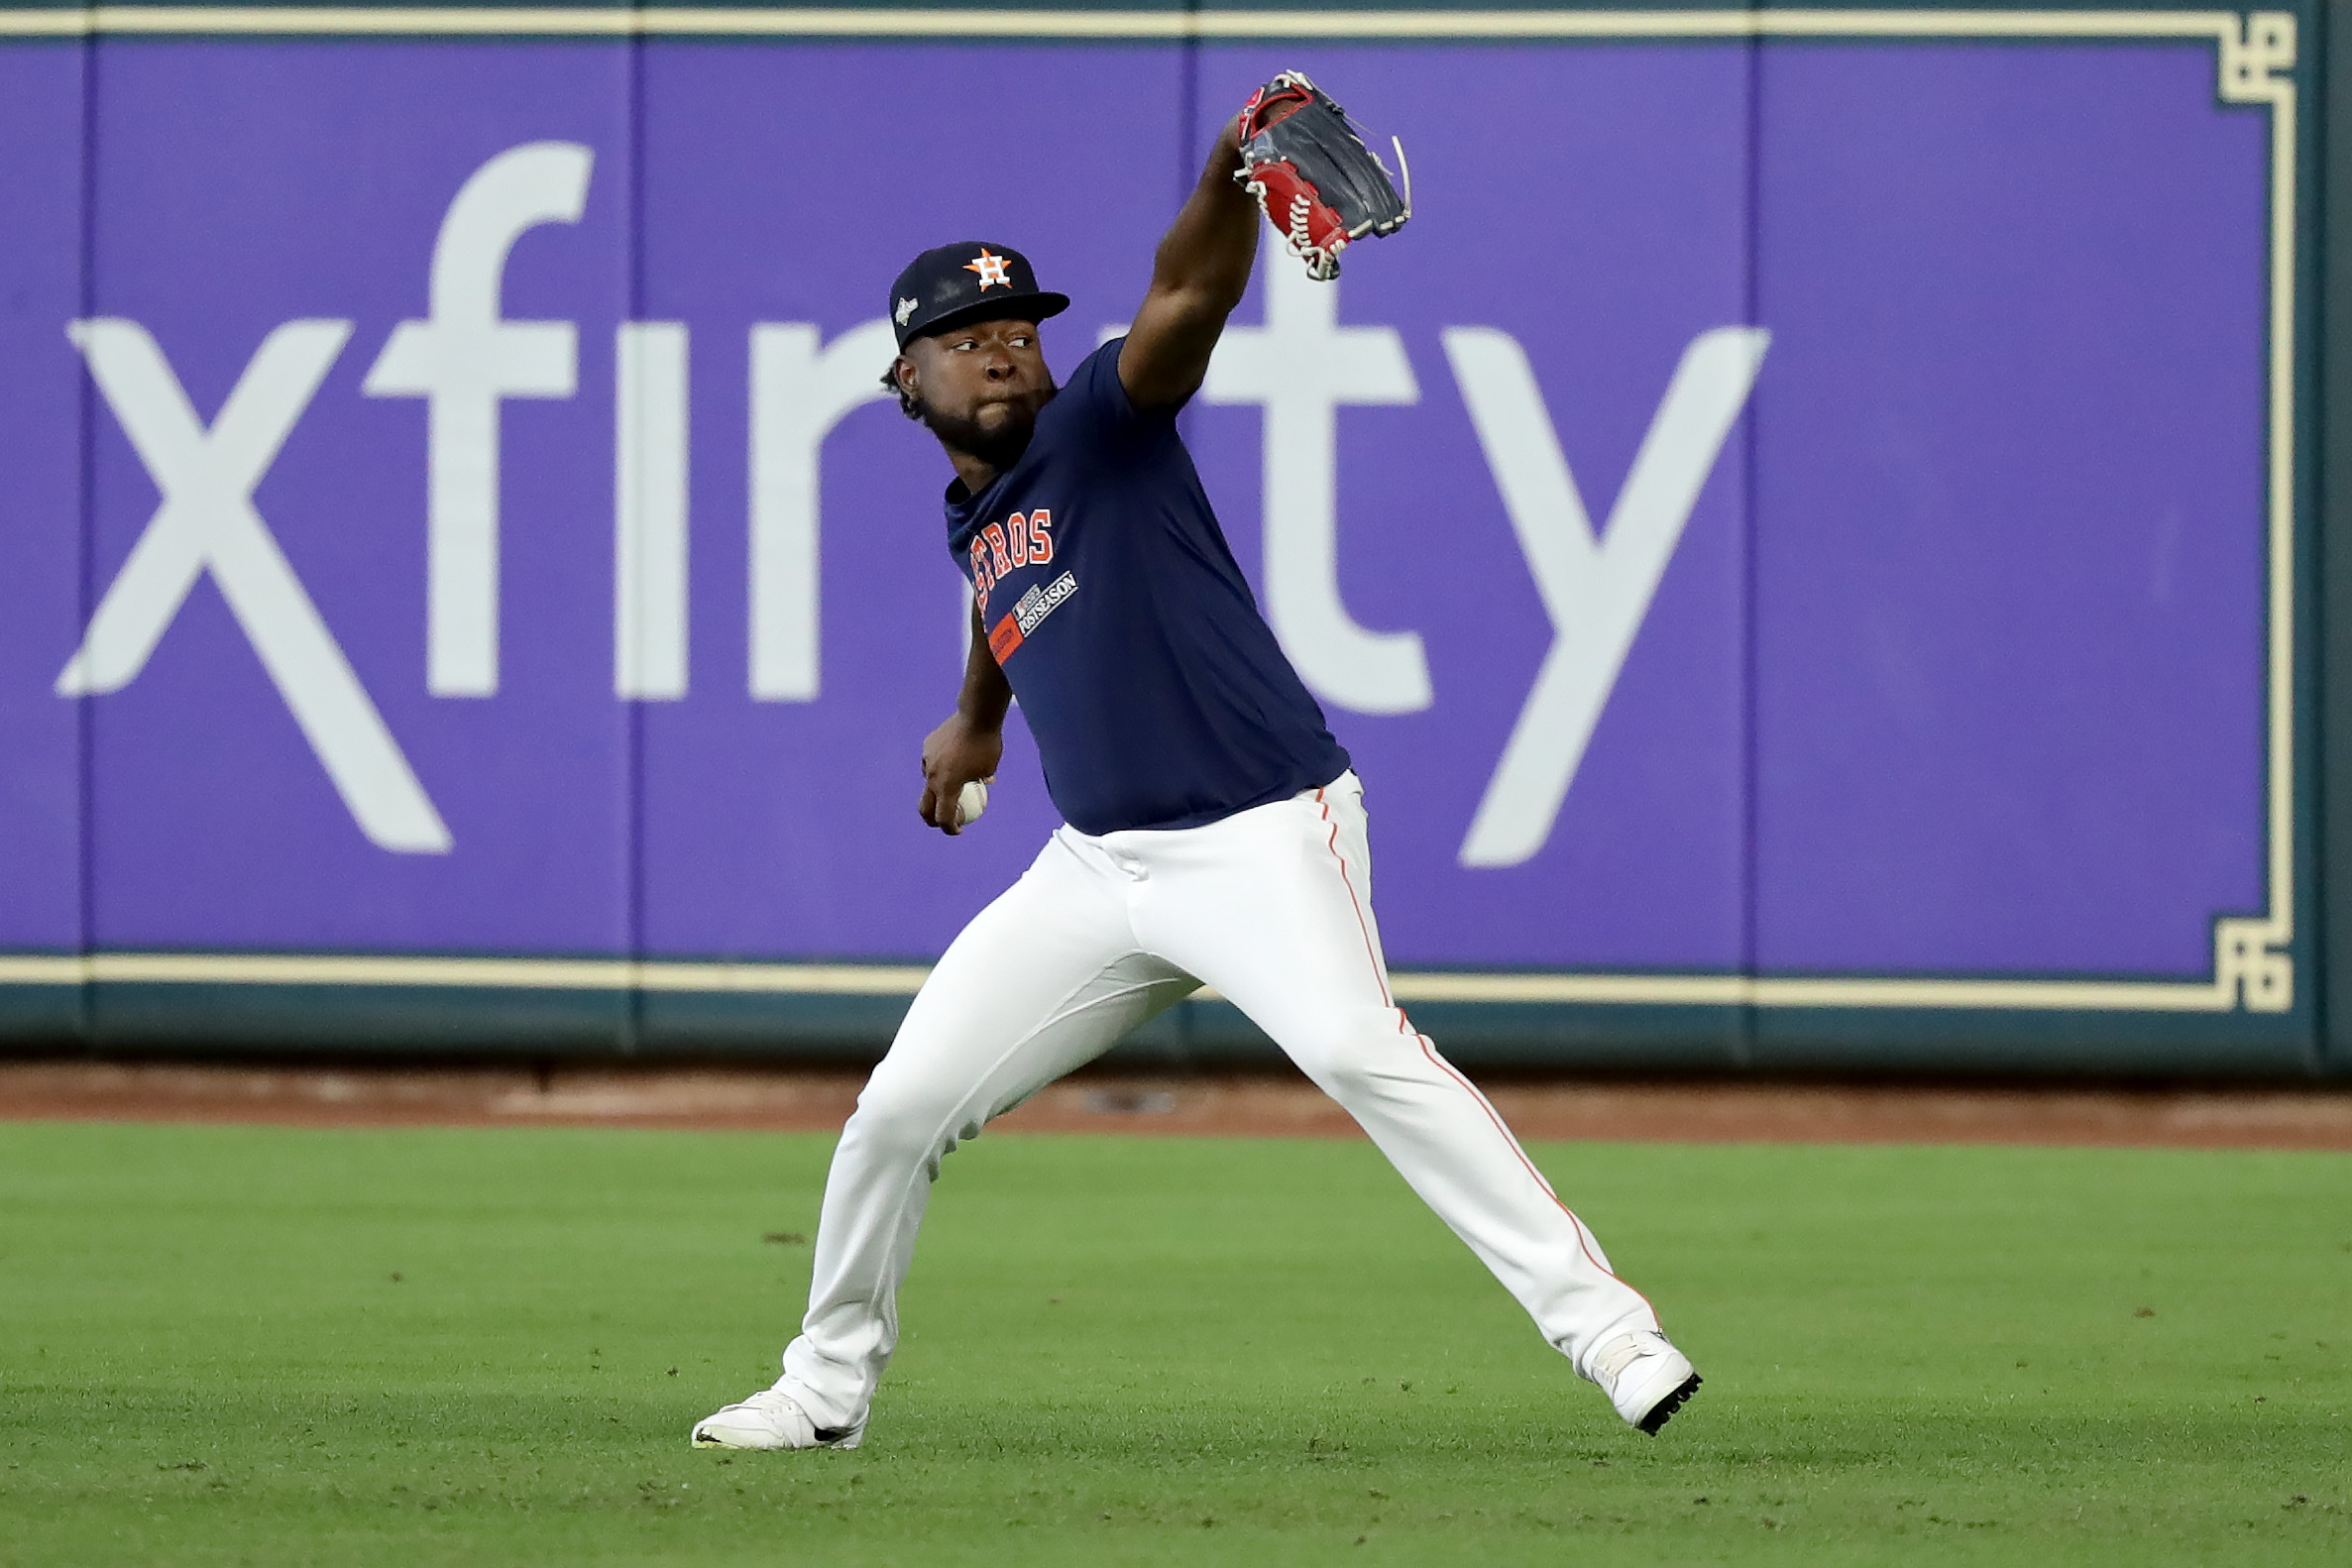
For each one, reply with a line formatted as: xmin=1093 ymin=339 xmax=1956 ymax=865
xmin=988 ymin=615 xmax=1024 ymax=662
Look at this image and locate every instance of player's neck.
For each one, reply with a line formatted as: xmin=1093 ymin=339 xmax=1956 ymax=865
xmin=929 ymin=383 xmax=1056 ymax=501
xmin=939 ymin=424 xmax=1038 ymax=499
xmin=946 ymin=446 xmax=1002 ymax=498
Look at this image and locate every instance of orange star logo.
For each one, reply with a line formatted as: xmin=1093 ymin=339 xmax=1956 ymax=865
xmin=965 ymin=248 xmax=1013 ymax=291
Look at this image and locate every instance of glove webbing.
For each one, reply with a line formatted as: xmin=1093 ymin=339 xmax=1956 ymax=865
xmin=1262 ymin=96 xmax=1408 ymax=237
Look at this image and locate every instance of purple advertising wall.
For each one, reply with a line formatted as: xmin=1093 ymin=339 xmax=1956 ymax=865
xmin=0 ymin=9 xmax=2317 ymax=1068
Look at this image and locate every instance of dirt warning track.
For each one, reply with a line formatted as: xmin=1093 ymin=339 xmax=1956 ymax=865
xmin=4 ymin=1060 xmax=2351 ymax=1150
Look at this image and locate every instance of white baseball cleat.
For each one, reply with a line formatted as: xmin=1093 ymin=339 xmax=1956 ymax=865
xmin=690 ymin=1380 xmax=866 ymax=1451
xmin=1591 ymin=1329 xmax=1701 ymax=1435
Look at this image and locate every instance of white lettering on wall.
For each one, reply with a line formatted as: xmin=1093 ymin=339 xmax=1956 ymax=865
xmin=615 ymin=321 xmax=690 ymax=700
xmin=1205 ymin=262 xmax=1429 ymax=715
xmin=364 ymin=141 xmax=593 ymax=698
xmin=1445 ymin=325 xmax=1769 ymax=868
xmin=41 ymin=132 xmax=1780 ymax=867
xmin=58 ymin=319 xmax=451 ymax=853
xmin=746 ymin=318 xmax=895 ymax=701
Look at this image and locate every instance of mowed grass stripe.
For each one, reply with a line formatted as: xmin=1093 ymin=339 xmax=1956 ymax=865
xmin=0 ymin=1121 xmax=2346 ymax=1565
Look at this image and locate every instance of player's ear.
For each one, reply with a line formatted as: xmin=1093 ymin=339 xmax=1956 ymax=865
xmin=887 ymin=353 xmax=923 ymax=420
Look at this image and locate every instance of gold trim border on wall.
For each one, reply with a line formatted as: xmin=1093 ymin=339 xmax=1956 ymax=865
xmin=0 ymin=9 xmax=2300 ymax=1014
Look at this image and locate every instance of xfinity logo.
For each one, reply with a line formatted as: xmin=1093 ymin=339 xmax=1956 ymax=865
xmin=59 ymin=141 xmax=1766 ymax=868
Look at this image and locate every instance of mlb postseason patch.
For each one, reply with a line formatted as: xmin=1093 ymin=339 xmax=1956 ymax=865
xmin=988 ymin=571 xmax=1077 ymax=661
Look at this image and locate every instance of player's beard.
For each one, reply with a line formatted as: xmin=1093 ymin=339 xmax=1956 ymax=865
xmin=920 ymin=381 xmax=1054 ymax=474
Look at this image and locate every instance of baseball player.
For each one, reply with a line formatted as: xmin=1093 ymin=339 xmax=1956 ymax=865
xmin=694 ymin=74 xmax=1698 ymax=1451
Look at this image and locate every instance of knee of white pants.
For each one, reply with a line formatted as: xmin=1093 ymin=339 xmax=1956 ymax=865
xmin=1278 ymin=1004 xmax=1426 ymax=1101
xmin=844 ymin=1072 xmax=980 ymax=1177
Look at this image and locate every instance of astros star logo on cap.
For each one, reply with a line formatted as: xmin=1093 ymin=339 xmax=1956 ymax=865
xmin=964 ymin=247 xmax=1013 ymax=291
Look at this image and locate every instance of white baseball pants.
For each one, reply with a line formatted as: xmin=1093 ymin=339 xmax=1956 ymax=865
xmin=775 ymin=771 xmax=1662 ymax=1428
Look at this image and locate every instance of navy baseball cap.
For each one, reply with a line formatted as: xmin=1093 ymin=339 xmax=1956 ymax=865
xmin=887 ymin=241 xmax=1069 ymax=349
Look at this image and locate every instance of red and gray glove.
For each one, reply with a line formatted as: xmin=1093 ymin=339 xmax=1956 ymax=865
xmin=1233 ymin=71 xmax=1412 ymax=281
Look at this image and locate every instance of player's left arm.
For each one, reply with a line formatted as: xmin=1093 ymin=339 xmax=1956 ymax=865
xmin=919 ymin=599 xmax=1010 ymax=836
xmin=1118 ymin=119 xmax=1259 ymax=414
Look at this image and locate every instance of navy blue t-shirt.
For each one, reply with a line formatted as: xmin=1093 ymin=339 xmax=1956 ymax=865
xmin=946 ymin=339 xmax=1350 ymax=836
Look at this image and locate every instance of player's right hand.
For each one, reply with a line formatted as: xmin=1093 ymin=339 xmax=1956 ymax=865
xmin=919 ymin=713 xmax=1004 ymax=836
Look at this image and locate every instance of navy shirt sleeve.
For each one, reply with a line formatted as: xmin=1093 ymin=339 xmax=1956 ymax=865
xmin=1054 ymin=336 xmax=1161 ymax=441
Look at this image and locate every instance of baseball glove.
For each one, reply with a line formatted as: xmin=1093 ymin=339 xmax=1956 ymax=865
xmin=1233 ymin=71 xmax=1412 ymax=281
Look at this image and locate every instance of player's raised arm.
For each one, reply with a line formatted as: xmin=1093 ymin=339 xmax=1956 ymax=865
xmin=1121 ymin=73 xmax=1412 ymax=414
xmin=918 ymin=600 xmax=1011 ymax=836
xmin=1117 ymin=119 xmax=1260 ymax=414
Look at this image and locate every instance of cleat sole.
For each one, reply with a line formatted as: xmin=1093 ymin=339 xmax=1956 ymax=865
xmin=1635 ymin=1372 xmax=1701 ymax=1435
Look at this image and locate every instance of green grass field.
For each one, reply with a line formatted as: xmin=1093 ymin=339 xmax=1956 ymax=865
xmin=0 ymin=1119 xmax=2346 ymax=1565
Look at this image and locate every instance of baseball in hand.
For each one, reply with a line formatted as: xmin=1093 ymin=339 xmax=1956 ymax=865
xmin=954 ymin=778 xmax=990 ymax=830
